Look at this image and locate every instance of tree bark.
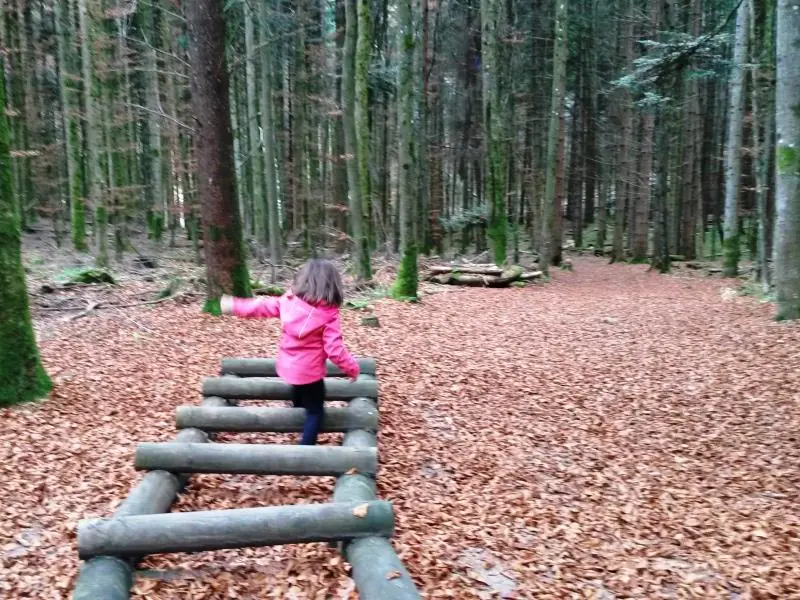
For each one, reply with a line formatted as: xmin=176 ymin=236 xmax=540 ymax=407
xmin=344 ymin=0 xmax=371 ymax=280
xmin=481 ymin=0 xmax=508 ymax=265
xmin=243 ymin=0 xmax=265 ymax=245
xmin=722 ymin=0 xmax=750 ymax=276
xmin=392 ymin=0 xmax=418 ymax=299
xmin=0 ymin=68 xmax=51 ymax=407
xmin=186 ymin=0 xmax=251 ymax=310
xmin=773 ymin=0 xmax=800 ymax=319
xmin=141 ymin=0 xmax=164 ymax=245
xmin=257 ymin=2 xmax=282 ymax=278
xmin=355 ymin=0 xmax=372 ymax=245
xmin=77 ymin=0 xmax=107 ymax=266
xmin=540 ymin=0 xmax=568 ymax=274
xmin=611 ymin=0 xmax=633 ymax=263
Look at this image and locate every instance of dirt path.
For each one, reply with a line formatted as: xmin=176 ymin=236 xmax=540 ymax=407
xmin=2 ymin=258 xmax=799 ymax=598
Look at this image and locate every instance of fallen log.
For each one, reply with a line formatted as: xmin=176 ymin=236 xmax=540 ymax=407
xmin=202 ymin=375 xmax=378 ymax=401
xmin=135 ymin=443 xmax=378 ymax=476
xmin=77 ymin=500 xmax=394 ymax=559
xmin=176 ymin=399 xmax=379 ymax=433
xmin=427 ymin=264 xmax=505 ymax=276
xmin=430 ymin=265 xmax=525 ymax=288
xmin=220 ymin=357 xmax=376 ymax=377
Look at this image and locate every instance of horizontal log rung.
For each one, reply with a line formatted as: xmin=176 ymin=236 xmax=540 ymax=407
xmin=202 ymin=376 xmax=378 ymax=401
xmin=135 ymin=443 xmax=378 ymax=476
xmin=176 ymin=400 xmax=378 ymax=433
xmin=78 ymin=500 xmax=394 ymax=559
xmin=221 ymin=357 xmax=376 ymax=377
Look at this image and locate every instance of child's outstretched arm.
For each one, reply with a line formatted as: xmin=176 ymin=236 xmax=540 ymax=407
xmin=220 ymin=295 xmax=281 ymax=318
xmin=322 ymin=315 xmax=360 ymax=380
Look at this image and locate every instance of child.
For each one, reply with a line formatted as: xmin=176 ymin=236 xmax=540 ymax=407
xmin=220 ymin=260 xmax=360 ymax=445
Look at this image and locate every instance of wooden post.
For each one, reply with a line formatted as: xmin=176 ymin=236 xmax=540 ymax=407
xmin=78 ymin=500 xmax=394 ymax=559
xmin=135 ymin=443 xmax=378 ymax=476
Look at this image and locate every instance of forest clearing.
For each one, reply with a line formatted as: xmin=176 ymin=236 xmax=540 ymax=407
xmin=2 ymin=255 xmax=800 ymax=598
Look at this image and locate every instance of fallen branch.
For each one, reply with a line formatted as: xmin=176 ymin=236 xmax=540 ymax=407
xmin=36 ymin=291 xmax=188 ymax=313
xmin=70 ymin=302 xmax=100 ymax=321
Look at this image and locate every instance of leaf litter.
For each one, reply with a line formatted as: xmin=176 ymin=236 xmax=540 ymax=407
xmin=2 ymin=258 xmax=800 ymax=598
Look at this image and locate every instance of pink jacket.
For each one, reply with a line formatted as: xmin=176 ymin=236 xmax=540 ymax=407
xmin=231 ymin=292 xmax=360 ymax=385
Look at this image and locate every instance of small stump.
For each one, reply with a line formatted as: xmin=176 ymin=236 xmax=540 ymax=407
xmin=361 ymin=315 xmax=380 ymax=328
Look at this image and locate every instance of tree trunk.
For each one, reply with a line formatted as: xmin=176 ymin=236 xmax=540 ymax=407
xmin=540 ymin=0 xmax=568 ymax=274
xmin=611 ymin=0 xmax=633 ymax=263
xmin=773 ymin=0 xmax=800 ymax=319
xmin=258 ymin=1 xmax=282 ymax=279
xmin=750 ymin=0 xmax=773 ymax=290
xmin=55 ymin=0 xmax=83 ymax=250
xmin=392 ymin=0 xmax=417 ymax=299
xmin=186 ymin=0 xmax=251 ymax=310
xmin=481 ymin=0 xmax=508 ymax=265
xmin=632 ymin=112 xmax=654 ymax=262
xmin=0 ymin=70 xmax=51 ymax=406
xmin=244 ymin=0 xmax=265 ymax=246
xmin=77 ymin=0 xmax=107 ymax=266
xmin=344 ymin=0 xmax=371 ymax=280
xmin=355 ymin=0 xmax=372 ymax=244
xmin=722 ymin=0 xmax=750 ymax=276
xmin=651 ymin=107 xmax=671 ymax=273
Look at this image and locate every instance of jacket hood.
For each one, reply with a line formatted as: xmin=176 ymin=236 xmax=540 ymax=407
xmin=280 ymin=293 xmax=338 ymax=338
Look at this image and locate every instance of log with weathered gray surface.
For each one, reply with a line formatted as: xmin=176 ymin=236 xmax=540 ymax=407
xmin=202 ymin=375 xmax=378 ymax=400
xmin=72 ymin=426 xmax=210 ymax=600
xmin=347 ymin=536 xmax=422 ymax=600
xmin=135 ymin=443 xmax=378 ymax=476
xmin=176 ymin=398 xmax=378 ymax=433
xmin=221 ymin=357 xmax=376 ymax=377
xmin=78 ymin=500 xmax=394 ymax=559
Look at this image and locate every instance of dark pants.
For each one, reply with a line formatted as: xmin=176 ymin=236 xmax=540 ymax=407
xmin=291 ymin=379 xmax=325 ymax=445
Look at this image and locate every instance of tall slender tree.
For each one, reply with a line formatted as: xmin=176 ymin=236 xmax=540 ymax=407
xmin=0 ymin=63 xmax=52 ymax=406
xmin=722 ymin=0 xmax=750 ymax=277
xmin=186 ymin=0 xmax=251 ymax=311
xmin=392 ymin=0 xmax=417 ymax=299
xmin=540 ymin=0 xmax=568 ymax=274
xmin=343 ymin=0 xmax=370 ymax=280
xmin=481 ymin=0 xmax=507 ymax=265
xmin=258 ymin=0 xmax=281 ymax=280
xmin=773 ymin=0 xmax=800 ymax=319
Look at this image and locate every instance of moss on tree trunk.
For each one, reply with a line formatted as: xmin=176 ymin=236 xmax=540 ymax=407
xmin=773 ymin=0 xmax=800 ymax=320
xmin=186 ymin=0 xmax=251 ymax=312
xmin=0 ymin=68 xmax=51 ymax=406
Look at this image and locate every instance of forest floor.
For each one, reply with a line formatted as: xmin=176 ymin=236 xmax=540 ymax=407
xmin=2 ymin=240 xmax=800 ymax=598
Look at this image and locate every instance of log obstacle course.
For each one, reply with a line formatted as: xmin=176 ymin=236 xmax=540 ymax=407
xmin=72 ymin=357 xmax=421 ymax=600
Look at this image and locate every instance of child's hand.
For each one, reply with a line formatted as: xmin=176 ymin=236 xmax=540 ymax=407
xmin=220 ymin=295 xmax=234 ymax=314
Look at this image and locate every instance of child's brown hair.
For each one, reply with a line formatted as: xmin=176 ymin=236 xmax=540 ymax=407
xmin=292 ymin=259 xmax=344 ymax=307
